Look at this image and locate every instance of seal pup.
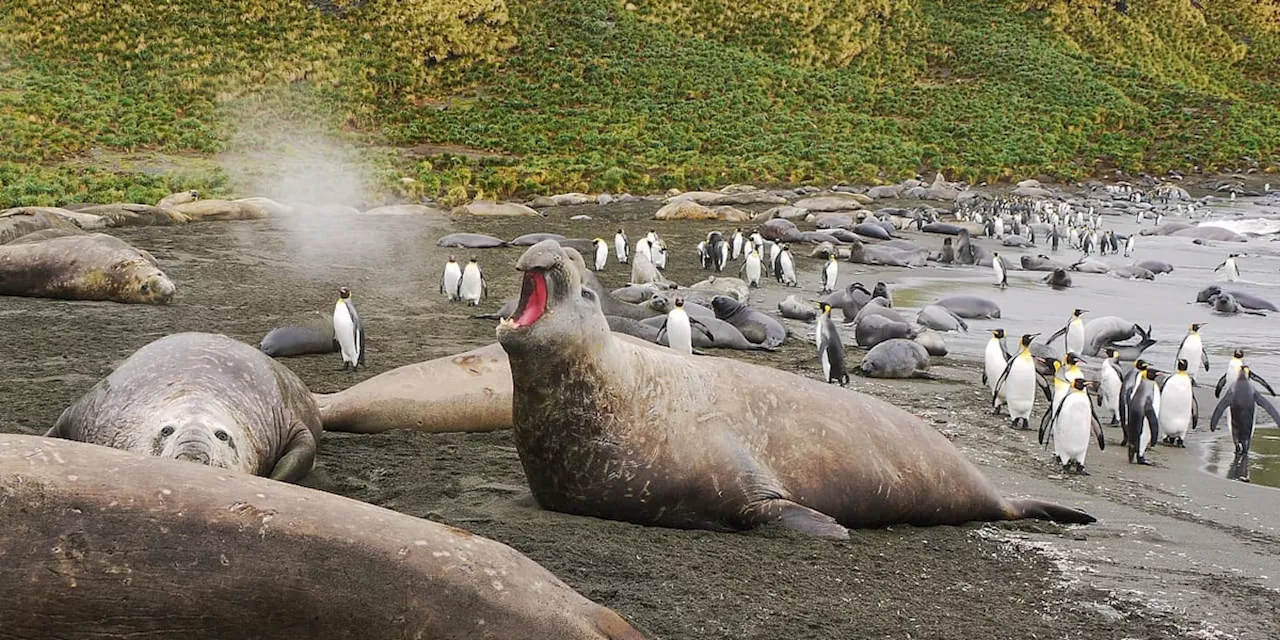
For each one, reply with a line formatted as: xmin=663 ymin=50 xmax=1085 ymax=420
xmin=916 ymin=305 xmax=968 ymax=332
xmin=460 ymin=257 xmax=488 ymax=305
xmin=1195 ymin=286 xmax=1277 ymax=312
xmin=855 ymin=314 xmax=916 ymax=348
xmin=333 ymin=286 xmax=365 ymax=372
xmin=993 ymin=333 xmax=1040 ymax=430
xmin=494 ymin=240 xmax=1096 ymax=539
xmin=1211 ymin=366 xmax=1280 ymax=482
xmin=1044 ymin=268 xmax=1072 ymax=289
xmin=822 ymin=282 xmax=873 ymax=321
xmin=1048 ymin=378 xmax=1106 ymax=474
xmin=0 ymin=435 xmax=646 ymax=640
xmin=778 ymin=294 xmax=818 ymax=321
xmin=45 ymin=332 xmax=322 ymax=482
xmin=936 ymin=295 xmax=1001 ymax=319
xmin=859 ymin=339 xmax=932 ymax=379
xmin=817 ymin=303 xmax=849 ymax=385
xmin=710 ymin=295 xmax=787 ymax=347
xmin=441 ymin=255 xmax=462 ymax=300
xmin=436 ymin=232 xmax=507 ymax=249
xmin=260 ymin=319 xmax=339 ymax=357
xmin=1158 ymin=358 xmax=1198 ymax=447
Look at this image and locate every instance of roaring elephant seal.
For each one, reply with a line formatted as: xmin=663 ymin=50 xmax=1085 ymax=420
xmin=859 ymin=338 xmax=933 ymax=379
xmin=45 ymin=332 xmax=321 ymax=482
xmin=315 ymin=343 xmax=513 ymax=434
xmin=494 ymin=240 xmax=1096 ymax=539
xmin=0 ymin=434 xmax=645 ymax=640
xmin=0 ymin=229 xmax=176 ymax=304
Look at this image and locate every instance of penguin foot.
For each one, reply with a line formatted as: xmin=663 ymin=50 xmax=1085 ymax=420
xmin=1136 ymin=457 xmax=1155 ymax=466
xmin=1176 ymin=438 xmax=1186 ymax=448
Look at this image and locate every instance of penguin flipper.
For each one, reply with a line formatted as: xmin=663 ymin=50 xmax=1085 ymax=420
xmin=1249 ymin=370 xmax=1277 ymax=396
xmin=1191 ymin=395 xmax=1200 ymax=430
xmin=1256 ymin=394 xmax=1280 ymax=429
xmin=1209 ymin=391 xmax=1231 ymax=432
xmin=1091 ymin=412 xmax=1106 ymax=451
xmin=992 ymin=357 xmax=1016 ymax=404
xmin=1201 ymin=347 xmax=1210 ymax=370
xmin=268 ymin=423 xmax=318 ymax=484
xmin=1215 ymin=373 xmax=1228 ymax=398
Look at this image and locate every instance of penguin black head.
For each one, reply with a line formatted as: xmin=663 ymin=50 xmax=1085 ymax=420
xmin=820 ymin=302 xmax=833 ymax=315
xmin=1176 ymin=358 xmax=1189 ymax=372
xmin=1071 ymin=378 xmax=1093 ymax=391
xmin=469 ymin=257 xmax=478 ymax=264
xmin=1143 ymin=367 xmax=1162 ymax=379
xmin=991 ymin=329 xmax=1006 ymax=339
xmin=1233 ymin=348 xmax=1245 ymax=359
xmin=1073 ymin=308 xmax=1088 ymax=317
xmin=1190 ymin=323 xmax=1204 ymax=332
xmin=673 ymin=296 xmax=685 ymax=308
xmin=1020 ymin=333 xmax=1039 ymax=347
xmin=1065 ymin=352 xmax=1085 ymax=366
xmin=1134 ymin=359 xmax=1149 ymax=370
xmin=338 ymin=287 xmax=351 ymax=299
xmin=1107 ymin=347 xmax=1120 ymax=359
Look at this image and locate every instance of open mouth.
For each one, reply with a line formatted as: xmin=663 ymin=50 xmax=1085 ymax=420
xmin=510 ymin=270 xmax=548 ymax=328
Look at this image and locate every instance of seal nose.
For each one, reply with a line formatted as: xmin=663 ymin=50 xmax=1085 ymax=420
xmin=175 ymin=450 xmax=210 ymax=465
xmin=147 ymin=276 xmax=176 ymax=303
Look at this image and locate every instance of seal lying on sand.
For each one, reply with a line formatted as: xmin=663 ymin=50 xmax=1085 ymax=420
xmin=46 ymin=333 xmax=321 ymax=482
xmin=0 ymin=229 xmax=176 ymax=304
xmin=315 ymin=343 xmax=513 ymax=434
xmin=260 ymin=318 xmax=340 ymax=357
xmin=494 ymin=240 xmax=1096 ymax=539
xmin=0 ymin=435 xmax=645 ymax=640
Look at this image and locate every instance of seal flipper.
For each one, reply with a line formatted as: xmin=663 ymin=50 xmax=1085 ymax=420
xmin=750 ymin=498 xmax=849 ymax=540
xmin=268 ymin=423 xmax=318 ymax=483
xmin=1005 ymin=499 xmax=1097 ymax=525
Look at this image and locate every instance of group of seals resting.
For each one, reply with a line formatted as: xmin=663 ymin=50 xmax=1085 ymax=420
xmin=494 ymin=240 xmax=1095 ymax=539
xmin=0 ymin=434 xmax=645 ymax=640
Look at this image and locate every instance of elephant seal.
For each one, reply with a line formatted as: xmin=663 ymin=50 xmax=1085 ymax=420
xmin=157 ymin=189 xmax=199 ymax=207
xmin=639 ymin=314 xmax=773 ymax=351
xmin=629 ymin=250 xmax=668 ymax=286
xmin=611 ymin=284 xmax=662 ymax=303
xmin=510 ymin=232 xmax=567 ymax=246
xmin=778 ymin=295 xmax=818 ymax=321
xmin=937 ymin=237 xmax=955 ymax=263
xmin=0 ymin=435 xmax=645 ymax=640
xmin=1135 ymin=259 xmax=1174 ymax=274
xmin=1214 ymin=293 xmax=1243 ymax=314
xmin=852 ymin=222 xmax=892 ymax=241
xmin=1070 ymin=257 xmax=1111 ymax=274
xmin=847 ymin=237 xmax=922 ymax=267
xmin=689 ymin=275 xmax=750 ymax=302
xmin=1196 ymin=286 xmax=1278 ymax=311
xmin=914 ymin=328 xmax=948 ymax=356
xmin=1110 ymin=265 xmax=1155 ymax=280
xmin=0 ymin=229 xmax=176 ymax=304
xmin=45 ymin=333 xmax=321 ymax=483
xmin=1044 ymin=268 xmax=1073 ymax=289
xmin=934 ymin=295 xmax=1001 ymax=319
xmin=607 ymin=315 xmax=662 ymax=343
xmin=1 ymin=207 xmax=88 ymax=244
xmin=260 ymin=321 xmax=340 ymax=357
xmin=1170 ymin=226 xmax=1246 ymax=242
xmin=822 ymin=282 xmax=873 ymax=321
xmin=493 ymin=240 xmax=1096 ymax=538
xmin=437 ymin=233 xmax=508 ymax=248
xmin=859 ymin=339 xmax=933 ymax=379
xmin=710 ymin=295 xmax=786 ymax=347
xmin=954 ymin=229 xmax=977 ymax=264
xmin=853 ymin=297 xmax=906 ymax=325
xmin=1020 ymin=254 xmax=1067 ymax=272
xmin=75 ymin=203 xmax=189 ymax=227
xmin=315 ymin=343 xmax=512 ymax=434
xmin=855 ymin=314 xmax=916 ymax=348
xmin=916 ymin=305 xmax=968 ymax=332
xmin=920 ymin=222 xmax=964 ymax=235
xmin=1083 ymin=316 xmax=1141 ymax=356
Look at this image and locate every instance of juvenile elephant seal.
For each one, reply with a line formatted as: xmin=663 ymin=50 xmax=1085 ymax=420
xmin=260 ymin=319 xmax=340 ymax=357
xmin=855 ymin=313 xmax=916 ymax=348
xmin=822 ymin=282 xmax=873 ymax=321
xmin=935 ymin=295 xmax=1001 ymax=319
xmin=315 ymin=343 xmax=513 ymax=434
xmin=1110 ymin=265 xmax=1155 ymax=280
xmin=710 ymin=296 xmax=786 ymax=347
xmin=639 ymin=314 xmax=772 ymax=351
xmin=914 ymin=328 xmax=949 ymax=356
xmin=45 ymin=333 xmax=321 ymax=482
xmin=1070 ymin=257 xmax=1111 ymax=274
xmin=0 ymin=229 xmax=176 ymax=304
xmin=437 ymin=232 xmax=508 ymax=248
xmin=510 ymin=232 xmax=567 ymax=246
xmin=916 ymin=305 xmax=968 ymax=332
xmin=860 ymin=339 xmax=933 ymax=379
xmin=847 ymin=237 xmax=921 ymax=267
xmin=1044 ymin=268 xmax=1073 ymax=289
xmin=1196 ymin=286 xmax=1278 ymax=311
xmin=1135 ymin=259 xmax=1174 ymax=275
xmin=0 ymin=435 xmax=645 ymax=640
xmin=1020 ymin=254 xmax=1067 ymax=272
xmin=494 ymin=240 xmax=1096 ymax=538
xmin=778 ymin=295 xmax=818 ymax=321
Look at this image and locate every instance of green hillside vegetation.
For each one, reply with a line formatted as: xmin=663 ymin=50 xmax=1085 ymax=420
xmin=0 ymin=0 xmax=1276 ymax=207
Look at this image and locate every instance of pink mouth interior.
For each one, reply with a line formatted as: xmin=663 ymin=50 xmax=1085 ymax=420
xmin=512 ymin=271 xmax=548 ymax=328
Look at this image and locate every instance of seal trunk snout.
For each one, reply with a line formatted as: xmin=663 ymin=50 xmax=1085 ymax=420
xmin=174 ymin=449 xmax=210 ymax=465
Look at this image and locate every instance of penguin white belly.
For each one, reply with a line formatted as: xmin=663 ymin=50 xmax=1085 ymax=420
xmin=1158 ymin=378 xmax=1194 ymax=439
xmin=1056 ymin=396 xmax=1092 ymax=464
xmin=1066 ymin=323 xmax=1084 ymax=355
xmin=819 ymin=343 xmax=832 ymax=380
xmin=813 ymin=317 xmax=825 ymax=347
xmin=667 ymin=312 xmax=693 ymax=355
xmin=595 ymin=244 xmax=608 ymax=271
xmin=780 ymin=256 xmax=796 ymax=285
xmin=334 ymin=302 xmax=358 ymax=365
xmin=1178 ymin=337 xmax=1203 ymax=378
xmin=1005 ymin=357 xmax=1036 ymax=419
xmin=745 ymin=258 xmax=761 ymax=286
xmin=615 ymin=237 xmax=627 ymax=263
xmin=460 ymin=270 xmax=484 ymax=305
xmin=443 ymin=267 xmax=462 ymax=300
xmin=984 ymin=344 xmax=1007 ymax=406
xmin=822 ymin=261 xmax=838 ymax=292
xmin=1099 ymin=369 xmax=1122 ymax=422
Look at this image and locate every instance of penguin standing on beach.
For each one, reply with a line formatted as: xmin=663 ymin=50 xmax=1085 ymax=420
xmin=817 ymin=303 xmax=848 ymax=385
xmin=592 ymin=238 xmax=609 ymax=272
xmin=740 ymin=247 xmax=763 ymax=288
xmin=1212 ymin=366 xmax=1280 ymax=482
xmin=1215 ymin=254 xmax=1241 ymax=282
xmin=1097 ymin=348 xmax=1124 ymax=426
xmin=333 ymin=286 xmax=365 ymax=372
xmin=614 ymin=229 xmax=629 ymax=264
xmin=1123 ymin=233 xmax=1136 ymax=257
xmin=1159 ymin=358 xmax=1198 ymax=447
xmin=459 ymin=258 xmax=487 ymax=306
xmin=820 ymin=255 xmax=839 ymax=294
xmin=1045 ymin=308 xmax=1088 ymax=356
xmin=440 ymin=256 xmax=462 ymax=301
xmin=775 ymin=244 xmax=798 ymax=287
xmin=731 ymin=228 xmax=745 ymax=260
xmin=1049 ymin=378 xmax=1105 ymax=475
xmin=984 ymin=329 xmax=1010 ymax=415
xmin=656 ymin=297 xmax=712 ymax=356
xmin=1118 ymin=359 xmax=1149 ymax=430
xmin=992 ymin=252 xmax=1008 ymax=289
xmin=993 ymin=333 xmax=1040 ymax=430
xmin=1176 ymin=323 xmax=1210 ymax=382
xmin=1123 ymin=366 xmax=1163 ymax=465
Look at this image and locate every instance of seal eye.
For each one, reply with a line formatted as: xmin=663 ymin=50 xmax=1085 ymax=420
xmin=159 ymin=426 xmax=174 ymax=437
xmin=214 ymin=430 xmax=230 ymax=442
xmin=140 ymin=283 xmax=150 ymax=293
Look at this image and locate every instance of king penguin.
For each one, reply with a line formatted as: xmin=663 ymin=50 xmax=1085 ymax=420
xmin=820 ymin=255 xmax=839 ymax=294
xmin=657 ymin=297 xmax=712 ymax=356
xmin=774 ymin=244 xmax=798 ymax=287
xmin=740 ymin=248 xmax=763 ymax=288
xmin=731 ymin=228 xmax=745 ymax=260
xmin=1215 ymin=253 xmax=1241 ymax=282
xmin=1175 ymin=323 xmax=1210 ymax=382
xmin=333 ymin=286 xmax=365 ymax=372
xmin=817 ymin=303 xmax=848 ymax=385
xmin=993 ymin=333 xmax=1040 ymax=430
xmin=1123 ymin=366 xmax=1163 ymax=465
xmin=459 ymin=257 xmax=487 ymax=306
xmin=1049 ymin=378 xmax=1105 ymax=475
xmin=440 ymin=256 xmax=462 ymax=301
xmin=1046 ymin=308 xmax=1088 ymax=356
xmin=983 ymin=329 xmax=1010 ymax=415
xmin=1123 ymin=233 xmax=1136 ymax=257
xmin=614 ymin=229 xmax=629 ymax=264
xmin=1097 ymin=348 xmax=1124 ymax=426
xmin=992 ymin=252 xmax=1008 ymax=289
xmin=1211 ymin=365 xmax=1280 ymax=482
xmin=592 ymin=238 xmax=609 ymax=272
xmin=1158 ymin=358 xmax=1198 ymax=448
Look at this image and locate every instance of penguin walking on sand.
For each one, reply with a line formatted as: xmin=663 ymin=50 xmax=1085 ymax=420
xmin=1211 ymin=365 xmax=1280 ymax=482
xmin=1118 ymin=359 xmax=1149 ymax=429
xmin=992 ymin=252 xmax=1009 ymax=289
xmin=656 ymin=297 xmax=713 ymax=356
xmin=1159 ymin=358 xmax=1198 ymax=448
xmin=1175 ymin=323 xmax=1210 ymax=382
xmin=1123 ymin=366 xmax=1163 ymax=465
xmin=1215 ymin=253 xmax=1241 ymax=282
xmin=333 ymin=286 xmax=365 ymax=372
xmin=993 ymin=333 xmax=1040 ymax=430
xmin=441 ymin=256 xmax=462 ymax=301
xmin=1124 ymin=233 xmax=1136 ymax=257
xmin=1215 ymin=349 xmax=1277 ymax=398
xmin=774 ymin=244 xmax=798 ymax=287
xmin=1097 ymin=348 xmax=1124 ymax=426
xmin=592 ymin=238 xmax=609 ymax=272
xmin=1045 ymin=308 xmax=1088 ymax=356
xmin=984 ymin=329 xmax=1010 ymax=415
xmin=740 ymin=248 xmax=763 ymax=288
xmin=817 ymin=303 xmax=849 ymax=385
xmin=614 ymin=229 xmax=629 ymax=264
xmin=1049 ymin=378 xmax=1106 ymax=475
xmin=459 ymin=258 xmax=487 ymax=306
xmin=820 ymin=255 xmax=839 ymax=294
xmin=731 ymin=228 xmax=745 ymax=260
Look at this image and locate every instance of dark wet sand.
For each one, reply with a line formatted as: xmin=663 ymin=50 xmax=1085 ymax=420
xmin=3 ymin=206 xmax=1277 ymax=639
